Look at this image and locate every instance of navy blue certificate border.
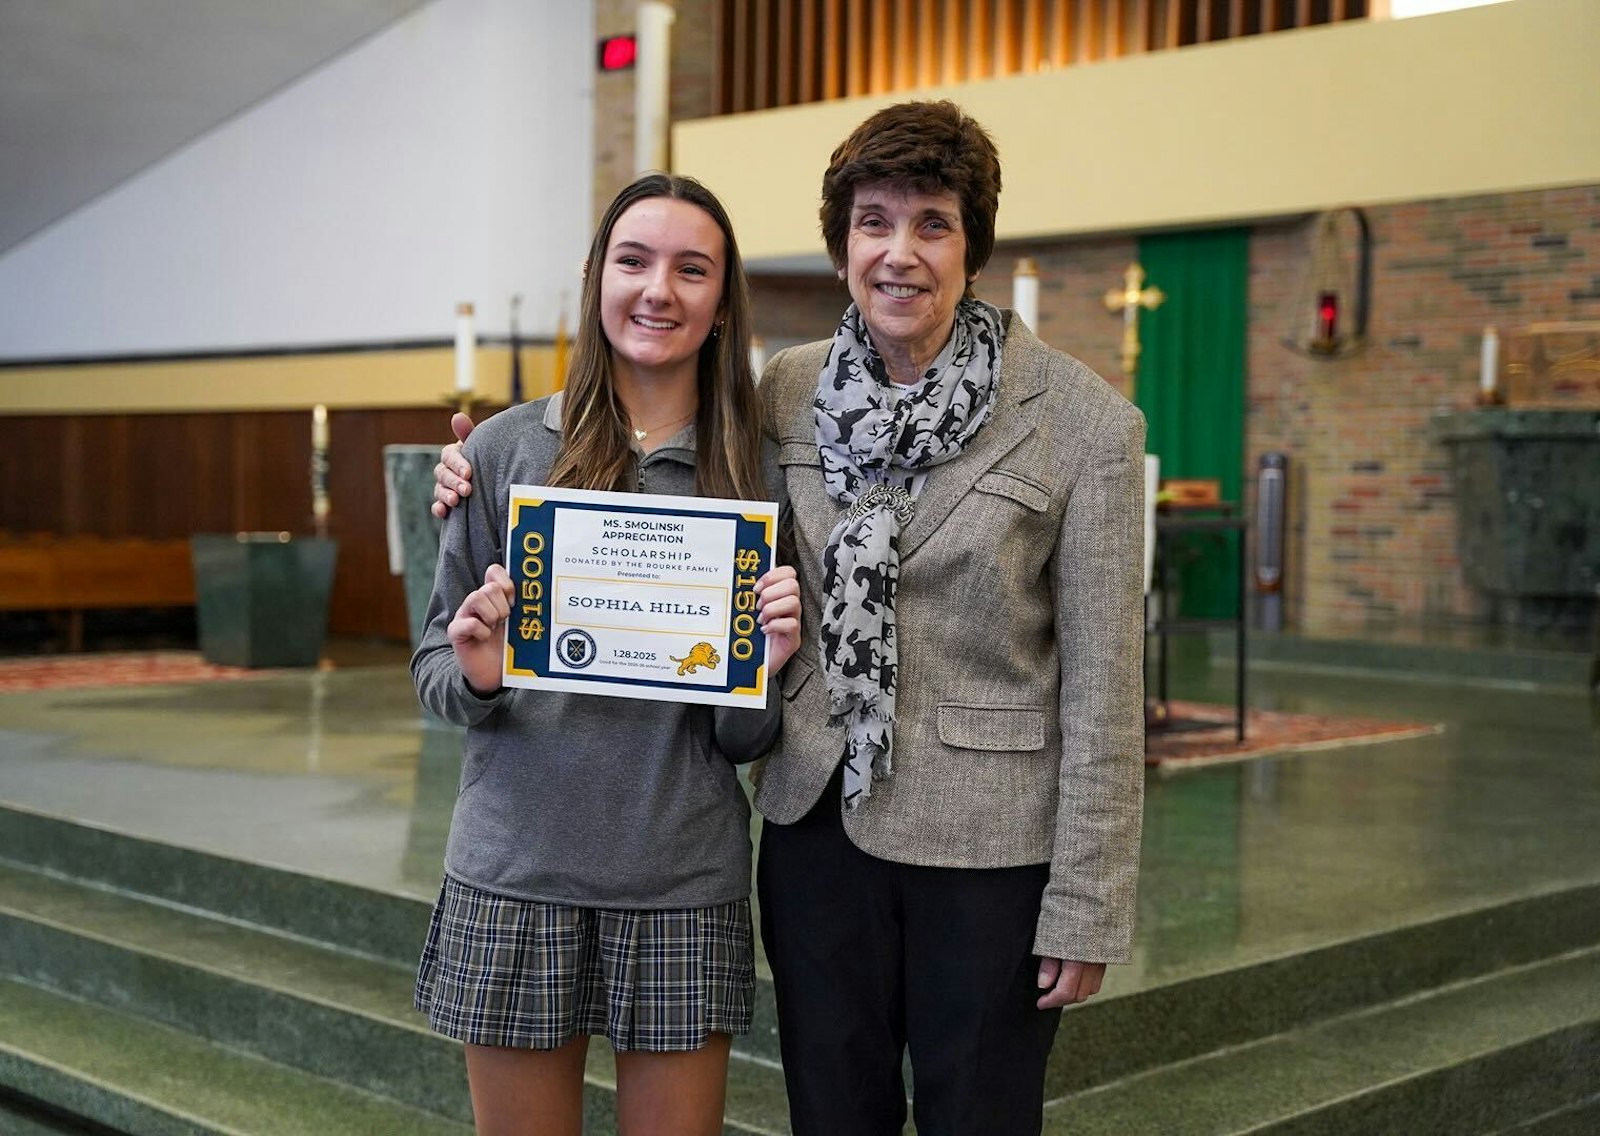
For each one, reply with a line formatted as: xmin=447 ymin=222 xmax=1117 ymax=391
xmin=505 ymin=494 xmax=773 ymax=699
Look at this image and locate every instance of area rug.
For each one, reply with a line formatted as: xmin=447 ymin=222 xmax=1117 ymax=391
xmin=0 ymin=652 xmax=268 ymax=694
xmin=1145 ymin=700 xmax=1443 ymax=772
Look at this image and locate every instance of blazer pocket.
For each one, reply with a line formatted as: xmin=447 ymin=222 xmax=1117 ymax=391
xmin=976 ymin=470 xmax=1051 ymax=512
xmin=782 ymin=657 xmax=815 ymax=701
xmin=936 ymin=703 xmax=1046 ymax=752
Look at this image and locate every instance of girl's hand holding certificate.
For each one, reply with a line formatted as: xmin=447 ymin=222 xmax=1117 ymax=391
xmin=448 ymin=563 xmax=515 ymax=696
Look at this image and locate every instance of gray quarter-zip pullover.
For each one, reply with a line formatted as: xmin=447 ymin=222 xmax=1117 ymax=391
xmin=412 ymin=393 xmax=786 ymax=908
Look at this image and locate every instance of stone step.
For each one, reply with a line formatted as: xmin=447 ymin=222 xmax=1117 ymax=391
xmin=0 ymin=860 xmax=792 ymax=1136
xmin=0 ymin=800 xmax=428 ymax=967
xmin=1054 ymin=879 xmax=1600 ymax=1095
xmin=7 ymin=798 xmax=1600 ymax=1101
xmin=1493 ymin=1096 xmax=1600 ymax=1135
xmin=0 ymin=1095 xmax=107 ymax=1136
xmin=0 ymin=860 xmax=472 ymax=1124
xmin=0 ymin=977 xmax=474 ymax=1136
xmin=0 ymin=799 xmax=785 ymax=1065
xmin=1044 ymin=946 xmax=1600 ymax=1135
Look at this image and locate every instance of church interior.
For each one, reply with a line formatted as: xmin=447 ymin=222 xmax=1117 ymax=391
xmin=0 ymin=1 xmax=1596 ymax=1133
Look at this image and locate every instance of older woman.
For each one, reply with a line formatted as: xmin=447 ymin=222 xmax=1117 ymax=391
xmin=754 ymin=99 xmax=1144 ymax=1136
xmin=434 ymin=100 xmax=1145 ymax=1136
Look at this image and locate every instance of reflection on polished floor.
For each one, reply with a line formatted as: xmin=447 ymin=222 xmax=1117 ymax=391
xmin=0 ymin=640 xmax=1594 ymax=989
xmin=0 ymin=637 xmax=1597 ymax=1132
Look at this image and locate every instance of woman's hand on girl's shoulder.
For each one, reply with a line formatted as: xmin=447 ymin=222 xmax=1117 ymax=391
xmin=431 ymin=413 xmax=477 ymax=519
xmin=449 ymin=563 xmax=514 ymax=695
xmin=755 ymin=565 xmax=802 ymax=675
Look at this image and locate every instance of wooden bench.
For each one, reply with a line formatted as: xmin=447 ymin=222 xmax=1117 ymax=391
xmin=0 ymin=535 xmax=196 ymax=650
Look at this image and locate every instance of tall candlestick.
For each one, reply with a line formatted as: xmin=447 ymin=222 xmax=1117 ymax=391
xmin=1012 ymin=257 xmax=1040 ymax=332
xmin=311 ymin=404 xmax=330 ymax=538
xmin=454 ymin=303 xmax=476 ymax=395
xmin=1478 ymin=325 xmax=1500 ymax=404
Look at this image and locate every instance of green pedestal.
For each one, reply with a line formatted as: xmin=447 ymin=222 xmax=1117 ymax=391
xmin=190 ymin=534 xmax=338 ymax=668
xmin=382 ymin=444 xmax=445 ymax=652
xmin=1432 ymin=409 xmax=1600 ymax=632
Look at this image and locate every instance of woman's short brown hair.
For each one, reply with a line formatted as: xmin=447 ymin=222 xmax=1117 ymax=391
xmin=819 ymin=100 xmax=1002 ymax=285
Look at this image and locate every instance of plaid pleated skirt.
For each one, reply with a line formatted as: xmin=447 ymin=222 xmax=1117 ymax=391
xmin=414 ymin=874 xmax=755 ymax=1052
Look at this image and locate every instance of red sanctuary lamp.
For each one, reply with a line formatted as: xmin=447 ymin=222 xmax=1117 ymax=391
xmin=1311 ymin=291 xmax=1340 ymax=355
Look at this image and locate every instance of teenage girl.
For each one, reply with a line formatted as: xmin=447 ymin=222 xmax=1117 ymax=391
xmin=412 ymin=173 xmax=800 ymax=1136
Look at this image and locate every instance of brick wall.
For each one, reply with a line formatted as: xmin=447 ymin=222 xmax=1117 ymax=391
xmin=748 ymin=275 xmax=848 ymax=349
xmin=975 ymin=241 xmax=1140 ymax=401
xmin=1247 ymin=185 xmax=1600 ymax=633
xmin=746 ymin=184 xmax=1600 ymax=632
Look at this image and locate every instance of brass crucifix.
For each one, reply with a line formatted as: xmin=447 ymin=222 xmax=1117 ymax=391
xmin=1104 ymin=263 xmax=1165 ymax=397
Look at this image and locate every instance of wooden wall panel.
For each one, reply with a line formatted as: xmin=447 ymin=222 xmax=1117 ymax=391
xmin=0 ymin=419 xmax=63 ymax=535
xmin=0 ymin=406 xmax=501 ymax=643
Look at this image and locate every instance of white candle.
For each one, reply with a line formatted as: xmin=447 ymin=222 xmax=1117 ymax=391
xmin=1012 ymin=257 xmax=1040 ymax=332
xmin=455 ymin=303 xmax=476 ymax=395
xmin=311 ymin=404 xmax=331 ymax=532
xmin=1479 ymin=326 xmax=1498 ymax=400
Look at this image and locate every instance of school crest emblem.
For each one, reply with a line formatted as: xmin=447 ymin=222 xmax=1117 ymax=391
xmin=556 ymin=629 xmax=597 ymax=669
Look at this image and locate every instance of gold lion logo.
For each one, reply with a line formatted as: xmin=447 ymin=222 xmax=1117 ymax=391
xmin=670 ymin=642 xmax=721 ymax=675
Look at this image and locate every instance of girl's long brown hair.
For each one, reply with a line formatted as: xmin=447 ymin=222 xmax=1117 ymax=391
xmin=547 ymin=174 xmax=766 ymax=503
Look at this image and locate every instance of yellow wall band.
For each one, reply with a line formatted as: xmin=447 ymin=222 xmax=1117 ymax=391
xmin=0 ymin=345 xmax=564 ymax=415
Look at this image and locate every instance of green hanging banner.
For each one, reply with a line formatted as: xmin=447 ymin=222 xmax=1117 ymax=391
xmin=1135 ymin=228 xmax=1249 ymax=619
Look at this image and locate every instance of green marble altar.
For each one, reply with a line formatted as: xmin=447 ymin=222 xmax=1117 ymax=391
xmin=1432 ymin=409 xmax=1600 ymax=631
xmin=383 ymin=445 xmax=446 ymax=651
xmin=189 ymin=534 xmax=338 ymax=667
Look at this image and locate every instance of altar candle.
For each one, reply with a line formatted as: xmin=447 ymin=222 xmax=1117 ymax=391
xmin=311 ymin=404 xmax=331 ymax=532
xmin=1479 ymin=326 xmax=1499 ymax=401
xmin=455 ymin=303 xmax=476 ymax=394
xmin=1012 ymin=257 xmax=1040 ymax=332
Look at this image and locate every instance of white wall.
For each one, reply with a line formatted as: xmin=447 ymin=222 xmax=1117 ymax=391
xmin=0 ymin=0 xmax=593 ymax=359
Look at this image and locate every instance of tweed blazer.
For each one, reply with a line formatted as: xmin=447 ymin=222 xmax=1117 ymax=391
xmin=756 ymin=312 xmax=1146 ymax=962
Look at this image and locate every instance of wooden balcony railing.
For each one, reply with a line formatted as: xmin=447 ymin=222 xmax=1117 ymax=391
xmin=714 ymin=0 xmax=1368 ymax=115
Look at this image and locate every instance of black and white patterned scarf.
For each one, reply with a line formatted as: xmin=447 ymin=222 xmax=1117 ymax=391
xmin=815 ymin=298 xmax=1004 ymax=808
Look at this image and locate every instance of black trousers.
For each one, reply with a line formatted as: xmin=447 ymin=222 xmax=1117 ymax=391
xmin=757 ymin=769 xmax=1062 ymax=1136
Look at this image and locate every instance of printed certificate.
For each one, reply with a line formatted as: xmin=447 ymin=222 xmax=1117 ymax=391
xmin=502 ymin=484 xmax=777 ymax=708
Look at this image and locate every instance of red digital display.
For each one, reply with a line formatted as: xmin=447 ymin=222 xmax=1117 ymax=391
xmin=598 ymin=34 xmax=637 ymax=72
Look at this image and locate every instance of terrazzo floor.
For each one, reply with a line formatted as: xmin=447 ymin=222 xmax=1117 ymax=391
xmin=0 ymin=637 xmax=1594 ymax=999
